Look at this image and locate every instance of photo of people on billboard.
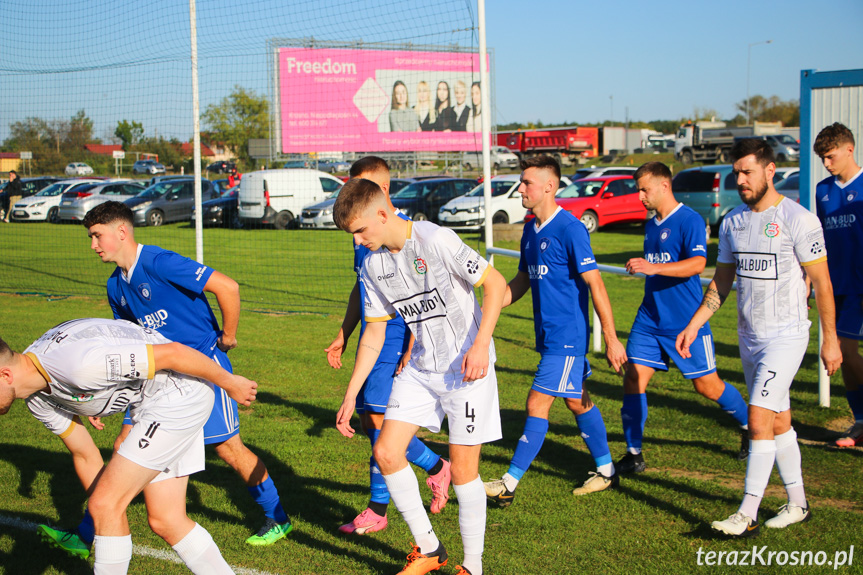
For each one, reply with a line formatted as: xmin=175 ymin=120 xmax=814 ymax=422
xmin=377 ymin=73 xmax=482 ymax=133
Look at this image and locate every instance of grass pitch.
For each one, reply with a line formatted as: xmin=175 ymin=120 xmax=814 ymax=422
xmin=0 ymin=222 xmax=859 ymax=574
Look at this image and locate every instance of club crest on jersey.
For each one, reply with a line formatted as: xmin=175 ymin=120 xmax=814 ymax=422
xmin=120 ymin=296 xmax=127 ymax=307
xmin=660 ymin=228 xmax=671 ymax=242
xmin=848 ymin=190 xmax=858 ymax=202
xmin=764 ymin=222 xmax=780 ymax=238
xmin=73 ymin=393 xmax=94 ymax=403
xmin=539 ymin=238 xmax=550 ymax=251
xmin=413 ymin=257 xmax=427 ymax=275
xmin=138 ymin=283 xmax=152 ymax=300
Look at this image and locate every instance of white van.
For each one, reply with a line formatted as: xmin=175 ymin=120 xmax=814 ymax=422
xmin=238 ymin=169 xmax=343 ymax=229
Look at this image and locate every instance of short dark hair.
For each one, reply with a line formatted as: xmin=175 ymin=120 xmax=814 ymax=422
xmin=350 ymin=156 xmax=390 ymax=179
xmin=520 ymin=155 xmax=560 ymax=180
xmin=333 ymin=178 xmax=386 ymax=231
xmin=8 ymin=170 xmax=17 ymax=177
xmin=634 ymin=161 xmax=672 ymax=183
xmin=0 ymin=336 xmax=12 ymax=366
xmin=82 ymin=201 xmax=135 ymax=228
xmin=730 ymin=138 xmax=775 ymax=166
xmin=814 ymin=122 xmax=856 ymax=157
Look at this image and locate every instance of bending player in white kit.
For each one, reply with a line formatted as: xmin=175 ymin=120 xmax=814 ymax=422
xmin=676 ymin=138 xmax=842 ymax=536
xmin=0 ymin=318 xmax=257 ymax=574
xmin=332 ymin=178 xmax=506 ymax=575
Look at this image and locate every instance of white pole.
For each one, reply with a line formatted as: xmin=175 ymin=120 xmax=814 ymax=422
xmin=592 ymin=302 xmax=601 ymax=353
xmin=818 ymin=322 xmax=830 ymax=407
xmin=477 ymin=0 xmax=493 ymax=265
xmin=190 ymin=0 xmax=204 ymax=264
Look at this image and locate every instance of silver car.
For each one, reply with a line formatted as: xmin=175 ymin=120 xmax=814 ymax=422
xmin=58 ymin=180 xmax=145 ymax=222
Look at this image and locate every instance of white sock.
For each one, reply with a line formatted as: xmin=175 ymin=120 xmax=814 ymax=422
xmin=738 ymin=439 xmax=776 ymax=519
xmin=93 ymin=534 xmax=133 ymax=575
xmin=501 ymin=472 xmax=518 ymax=492
xmin=627 ymin=447 xmax=642 ymax=455
xmin=774 ymin=428 xmax=807 ymax=508
xmin=597 ymin=462 xmax=615 ymax=477
xmin=172 ymin=523 xmax=234 ymax=575
xmin=384 ymin=466 xmax=439 ymax=554
xmin=453 ymin=477 xmax=486 ymax=575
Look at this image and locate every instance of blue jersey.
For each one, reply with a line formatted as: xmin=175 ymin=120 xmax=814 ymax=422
xmin=633 ymin=204 xmax=709 ymax=334
xmin=107 ymin=245 xmax=220 ymax=355
xmin=354 ymin=211 xmax=411 ymax=363
xmin=518 ymin=208 xmax=598 ymax=355
xmin=816 ymin=169 xmax=863 ymax=296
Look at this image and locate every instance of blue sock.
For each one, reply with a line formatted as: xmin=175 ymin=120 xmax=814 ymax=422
xmin=575 ymin=407 xmax=612 ymax=468
xmin=620 ymin=393 xmax=648 ymax=451
xmin=716 ymin=381 xmax=749 ymax=427
xmin=405 ymin=436 xmax=440 ymax=473
xmin=365 ymin=428 xmax=391 ymax=504
xmin=77 ymin=508 xmax=95 ymax=546
xmin=847 ymin=389 xmax=863 ymax=421
xmin=508 ymin=416 xmax=549 ymax=481
xmin=248 ymin=476 xmax=288 ymax=524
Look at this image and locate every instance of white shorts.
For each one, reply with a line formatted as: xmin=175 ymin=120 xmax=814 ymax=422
xmin=385 ymin=363 xmax=502 ymax=446
xmin=739 ymin=332 xmax=809 ymax=413
xmin=117 ymin=375 xmax=215 ymax=484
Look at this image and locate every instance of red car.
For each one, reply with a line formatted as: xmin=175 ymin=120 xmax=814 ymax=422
xmin=525 ymin=175 xmax=647 ymax=233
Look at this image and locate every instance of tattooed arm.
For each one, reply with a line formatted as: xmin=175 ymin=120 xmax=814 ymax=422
xmin=676 ymin=265 xmax=736 ymax=358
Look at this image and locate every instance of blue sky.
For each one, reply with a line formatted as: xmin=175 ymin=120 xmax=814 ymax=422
xmin=1 ymin=0 xmax=861 ymax=142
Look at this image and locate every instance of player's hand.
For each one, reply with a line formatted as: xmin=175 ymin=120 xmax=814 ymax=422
xmin=625 ymin=258 xmax=654 ymax=276
xmin=675 ymin=326 xmax=698 ymax=359
xmin=396 ymin=348 xmax=411 ymax=375
xmin=821 ymin=340 xmax=843 ymax=377
xmin=336 ymin=397 xmax=356 ymax=438
xmin=217 ymin=334 xmax=237 ymax=352
xmin=604 ymin=338 xmax=628 ymax=374
xmin=228 ymin=374 xmax=257 ymax=406
xmin=87 ymin=416 xmax=105 ymax=431
xmin=461 ymin=345 xmax=489 ymax=382
xmin=325 ymin=330 xmax=348 ymax=369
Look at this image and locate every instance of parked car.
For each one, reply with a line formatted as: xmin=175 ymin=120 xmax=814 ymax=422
xmin=438 ymin=174 xmax=571 ymax=230
xmin=206 ymin=160 xmax=237 ymax=174
xmin=775 ymin=171 xmax=800 ymax=202
xmin=124 ymin=177 xmax=217 ymax=227
xmin=65 ymin=163 xmax=94 ymax=176
xmin=773 ymin=167 xmax=799 ymax=184
xmin=569 ymin=166 xmax=637 ymax=181
xmin=0 ymin=177 xmax=62 ymax=202
xmin=132 ymin=159 xmax=166 ymax=175
xmin=390 ymin=178 xmax=477 ymax=222
xmin=524 ymin=175 xmax=645 ymax=233
xmin=58 ymin=180 xmax=145 ymax=222
xmin=192 ymin=186 xmax=241 ymax=228
xmin=313 ymin=159 xmax=351 ymax=174
xmin=672 ymin=165 xmax=738 ymax=239
xmin=300 ymin=178 xmax=415 ymax=230
xmin=10 ymin=179 xmax=101 ymax=222
xmin=238 ymin=169 xmax=343 ymax=229
xmin=283 ymin=160 xmax=311 ymax=169
xmin=461 ymin=146 xmax=520 ymax=170
xmin=734 ymin=134 xmax=800 ymax=163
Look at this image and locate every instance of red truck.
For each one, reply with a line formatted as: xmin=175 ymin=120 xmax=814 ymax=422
xmin=499 ymin=126 xmax=599 ymax=165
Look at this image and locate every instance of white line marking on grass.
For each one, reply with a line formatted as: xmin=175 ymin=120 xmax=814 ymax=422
xmin=0 ymin=514 xmax=281 ymax=575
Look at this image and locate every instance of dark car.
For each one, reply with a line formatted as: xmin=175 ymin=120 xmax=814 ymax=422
xmin=0 ymin=176 xmax=62 ymax=200
xmin=192 ymin=186 xmax=240 ymax=228
xmin=206 ymin=160 xmax=237 ymax=174
xmin=125 ymin=177 xmax=217 ymax=226
xmin=389 ymin=178 xmax=477 ymax=222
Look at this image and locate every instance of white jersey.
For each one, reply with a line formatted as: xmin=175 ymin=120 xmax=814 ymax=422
xmin=717 ymin=196 xmax=827 ymax=338
xmin=361 ymin=221 xmax=495 ymax=378
xmin=23 ymin=318 xmax=187 ymax=418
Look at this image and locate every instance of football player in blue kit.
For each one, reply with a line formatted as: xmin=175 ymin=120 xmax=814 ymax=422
xmin=617 ymin=162 xmax=749 ymax=473
xmin=484 ymin=155 xmax=628 ymax=506
xmin=813 ymin=123 xmax=863 ymax=447
xmin=37 ymin=201 xmax=292 ymax=558
xmin=325 ymin=156 xmax=450 ymax=535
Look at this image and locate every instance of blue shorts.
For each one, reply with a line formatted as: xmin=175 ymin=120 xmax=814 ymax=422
xmin=836 ymin=294 xmax=863 ymax=340
xmin=356 ymin=360 xmax=398 ymax=414
xmin=531 ymin=354 xmax=592 ymax=398
xmin=122 ymin=347 xmax=239 ymax=445
xmin=626 ymin=322 xmax=717 ymax=379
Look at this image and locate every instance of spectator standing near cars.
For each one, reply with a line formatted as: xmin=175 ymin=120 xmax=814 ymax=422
xmin=3 ymin=170 xmax=21 ymax=222
xmin=228 ymin=167 xmax=242 ymax=188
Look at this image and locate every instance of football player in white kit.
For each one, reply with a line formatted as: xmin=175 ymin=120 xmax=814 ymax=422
xmin=676 ymin=138 xmax=842 ymax=536
xmin=0 ymin=318 xmax=257 ymax=574
xmin=332 ymin=177 xmax=506 ymax=575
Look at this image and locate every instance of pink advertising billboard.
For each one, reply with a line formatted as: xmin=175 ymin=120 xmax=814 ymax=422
xmin=278 ymin=47 xmax=488 ymax=153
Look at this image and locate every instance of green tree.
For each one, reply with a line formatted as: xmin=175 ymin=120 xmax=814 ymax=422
xmin=202 ymin=86 xmax=268 ymax=164
xmin=733 ymin=95 xmax=799 ymax=126
xmin=115 ymin=120 xmax=144 ymax=149
xmin=65 ymin=109 xmax=97 ymax=150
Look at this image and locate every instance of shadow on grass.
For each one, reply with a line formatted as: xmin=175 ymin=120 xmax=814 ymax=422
xmin=0 ymin=512 xmax=93 ymax=575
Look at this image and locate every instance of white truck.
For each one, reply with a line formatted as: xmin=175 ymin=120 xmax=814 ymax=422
xmin=674 ymin=121 xmax=782 ymax=164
